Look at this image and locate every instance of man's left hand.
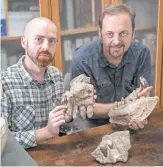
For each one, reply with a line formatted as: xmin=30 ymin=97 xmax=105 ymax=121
xmin=129 ymin=119 xmax=148 ymax=130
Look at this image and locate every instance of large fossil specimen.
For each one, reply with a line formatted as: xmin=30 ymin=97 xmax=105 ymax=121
xmin=108 ymin=76 xmax=159 ymax=126
xmin=92 ymin=130 xmax=131 ymax=164
xmin=62 ymin=74 xmax=95 ymax=120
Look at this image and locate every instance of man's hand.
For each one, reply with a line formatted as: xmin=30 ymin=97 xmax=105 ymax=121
xmin=125 ymin=85 xmax=153 ymax=103
xmin=129 ymin=119 xmax=148 ymax=130
xmin=45 ymin=105 xmax=67 ymax=138
xmin=125 ymin=77 xmax=152 ymax=130
xmin=137 ymin=86 xmax=152 ymax=97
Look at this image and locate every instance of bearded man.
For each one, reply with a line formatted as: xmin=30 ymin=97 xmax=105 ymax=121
xmin=1 ymin=17 xmax=68 ymax=148
xmin=71 ymin=4 xmax=152 ymax=130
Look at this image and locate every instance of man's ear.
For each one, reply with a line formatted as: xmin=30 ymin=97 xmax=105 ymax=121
xmin=98 ymin=26 xmax=102 ymax=39
xmin=132 ymin=29 xmax=135 ymax=39
xmin=21 ymin=36 xmax=27 ymax=49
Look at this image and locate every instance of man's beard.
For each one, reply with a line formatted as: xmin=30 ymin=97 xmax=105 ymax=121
xmin=108 ymin=42 xmax=125 ymax=58
xmin=26 ymin=45 xmax=54 ymax=67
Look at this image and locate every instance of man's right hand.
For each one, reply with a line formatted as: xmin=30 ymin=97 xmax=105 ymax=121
xmin=45 ymin=105 xmax=67 ymax=138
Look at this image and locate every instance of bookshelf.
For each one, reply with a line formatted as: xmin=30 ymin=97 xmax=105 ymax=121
xmin=1 ymin=0 xmax=50 ymax=70
xmin=61 ymin=27 xmax=98 ymax=36
xmin=1 ymin=36 xmax=21 ymax=41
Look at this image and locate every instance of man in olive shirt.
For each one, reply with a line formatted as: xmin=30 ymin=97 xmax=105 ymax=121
xmin=71 ymin=4 xmax=152 ymax=130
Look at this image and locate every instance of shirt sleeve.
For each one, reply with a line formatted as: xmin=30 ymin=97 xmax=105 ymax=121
xmin=12 ymin=130 xmax=37 ymax=149
xmin=54 ymin=70 xmax=64 ymax=102
xmin=1 ymin=90 xmax=37 ymax=149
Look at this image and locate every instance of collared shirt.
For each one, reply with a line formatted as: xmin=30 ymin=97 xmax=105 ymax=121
xmin=1 ymin=57 xmax=64 ymax=148
xmin=71 ymin=40 xmax=151 ymax=126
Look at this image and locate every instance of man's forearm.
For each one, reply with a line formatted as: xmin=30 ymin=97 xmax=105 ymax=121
xmin=91 ymin=102 xmax=116 ymax=119
xmin=36 ymin=127 xmax=54 ymax=143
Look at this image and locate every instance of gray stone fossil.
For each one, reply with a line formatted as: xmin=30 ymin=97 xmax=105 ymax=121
xmin=92 ymin=130 xmax=131 ymax=164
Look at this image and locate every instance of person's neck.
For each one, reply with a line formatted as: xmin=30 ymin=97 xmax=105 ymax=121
xmin=23 ymin=55 xmax=45 ymax=83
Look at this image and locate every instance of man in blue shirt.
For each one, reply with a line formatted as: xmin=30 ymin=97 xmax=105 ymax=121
xmin=71 ymin=4 xmax=152 ymax=130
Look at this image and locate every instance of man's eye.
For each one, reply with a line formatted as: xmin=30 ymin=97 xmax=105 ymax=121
xmin=49 ymin=38 xmax=58 ymax=44
xmin=35 ymin=37 xmax=43 ymax=43
xmin=120 ymin=32 xmax=128 ymax=37
xmin=49 ymin=38 xmax=57 ymax=44
xmin=106 ymin=32 xmax=113 ymax=38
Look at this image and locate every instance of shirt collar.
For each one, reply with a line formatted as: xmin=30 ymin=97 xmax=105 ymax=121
xmin=98 ymin=40 xmax=132 ymax=68
xmin=17 ymin=56 xmax=33 ymax=86
xmin=17 ymin=56 xmax=54 ymax=86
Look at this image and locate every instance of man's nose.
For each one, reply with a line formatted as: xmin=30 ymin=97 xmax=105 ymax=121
xmin=42 ymin=40 xmax=49 ymax=51
xmin=112 ymin=34 xmax=120 ymax=45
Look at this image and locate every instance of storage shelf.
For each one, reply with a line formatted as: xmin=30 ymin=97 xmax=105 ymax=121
xmin=1 ymin=27 xmax=156 ymax=40
xmin=61 ymin=26 xmax=156 ymax=36
xmin=61 ymin=27 xmax=98 ymax=36
xmin=1 ymin=36 xmax=21 ymax=41
xmin=135 ymin=26 xmax=156 ymax=31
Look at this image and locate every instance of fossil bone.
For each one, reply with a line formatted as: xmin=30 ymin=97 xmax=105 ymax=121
xmin=62 ymin=74 xmax=95 ymax=120
xmin=109 ymin=96 xmax=159 ymax=126
xmin=92 ymin=130 xmax=131 ymax=164
xmin=108 ymin=76 xmax=159 ymax=126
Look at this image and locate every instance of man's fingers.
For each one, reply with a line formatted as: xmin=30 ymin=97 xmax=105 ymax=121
xmin=137 ymin=86 xmax=143 ymax=93
xmin=49 ymin=109 xmax=66 ymax=119
xmin=137 ymin=86 xmax=152 ymax=97
xmin=53 ymin=120 xmax=66 ymax=127
xmin=129 ymin=119 xmax=147 ymax=130
xmin=51 ymin=115 xmax=65 ymax=123
xmin=51 ymin=105 xmax=67 ymax=113
xmin=129 ymin=121 xmax=139 ymax=130
xmin=50 ymin=105 xmax=67 ymax=116
xmin=134 ymin=120 xmax=145 ymax=129
xmin=141 ymin=119 xmax=148 ymax=125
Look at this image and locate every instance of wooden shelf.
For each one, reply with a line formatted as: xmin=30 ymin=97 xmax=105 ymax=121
xmin=60 ymin=27 xmax=98 ymax=36
xmin=60 ymin=26 xmax=156 ymax=37
xmin=135 ymin=27 xmax=156 ymax=31
xmin=1 ymin=36 xmax=21 ymax=41
xmin=1 ymin=27 xmax=156 ymax=41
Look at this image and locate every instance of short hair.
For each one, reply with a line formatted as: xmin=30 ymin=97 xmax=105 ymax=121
xmin=99 ymin=4 xmax=136 ymax=32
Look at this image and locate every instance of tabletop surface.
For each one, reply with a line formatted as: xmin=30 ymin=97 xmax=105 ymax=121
xmin=27 ymin=111 xmax=163 ymax=166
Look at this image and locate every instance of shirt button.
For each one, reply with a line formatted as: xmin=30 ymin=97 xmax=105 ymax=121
xmin=115 ymin=84 xmax=119 ymax=87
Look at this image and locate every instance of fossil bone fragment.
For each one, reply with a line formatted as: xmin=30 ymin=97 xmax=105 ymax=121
xmin=108 ymin=76 xmax=159 ymax=126
xmin=62 ymin=74 xmax=95 ymax=120
xmin=92 ymin=130 xmax=131 ymax=164
xmin=109 ymin=96 xmax=159 ymax=126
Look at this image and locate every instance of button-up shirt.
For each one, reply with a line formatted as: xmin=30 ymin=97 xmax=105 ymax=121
xmin=71 ymin=40 xmax=151 ymax=127
xmin=1 ymin=57 xmax=64 ymax=148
